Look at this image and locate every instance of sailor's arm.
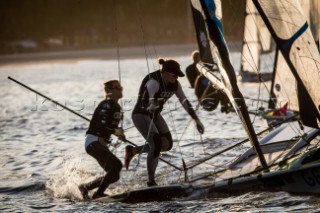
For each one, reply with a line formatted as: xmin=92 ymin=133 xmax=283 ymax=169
xmin=175 ymin=82 xmax=205 ymax=134
xmin=145 ymin=79 xmax=160 ymax=113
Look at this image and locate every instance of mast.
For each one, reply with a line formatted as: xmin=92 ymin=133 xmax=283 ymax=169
xmin=193 ymin=0 xmax=268 ymax=170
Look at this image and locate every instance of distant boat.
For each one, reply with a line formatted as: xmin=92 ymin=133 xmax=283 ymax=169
xmin=239 ymin=0 xmax=273 ymax=82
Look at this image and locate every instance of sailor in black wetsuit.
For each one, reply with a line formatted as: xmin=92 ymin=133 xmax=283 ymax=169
xmin=185 ymin=50 xmax=200 ymax=88
xmin=78 ymin=80 xmax=124 ymax=200
xmin=124 ymin=58 xmax=205 ymax=187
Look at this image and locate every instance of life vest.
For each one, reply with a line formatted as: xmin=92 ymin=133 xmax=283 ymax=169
xmin=185 ymin=63 xmax=199 ymax=88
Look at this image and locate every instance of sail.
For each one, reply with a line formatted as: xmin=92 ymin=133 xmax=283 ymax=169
xmin=310 ymin=0 xmax=320 ymax=49
xmin=258 ymin=14 xmax=272 ymax=52
xmin=271 ymin=49 xmax=299 ymax=112
xmin=253 ymin=0 xmax=320 ymax=128
xmin=191 ymin=0 xmax=268 ymax=169
xmin=241 ymin=0 xmax=261 ymax=74
xmin=300 ymin=0 xmax=311 ymax=23
xmin=240 ymin=0 xmax=273 ymax=82
xmin=190 ymin=2 xmax=215 ymax=65
xmin=270 ymin=1 xmax=318 ymax=112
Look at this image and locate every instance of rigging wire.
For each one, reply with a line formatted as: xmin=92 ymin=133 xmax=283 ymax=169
xmin=176 ymin=80 xmax=212 ymax=146
xmin=111 ymin=0 xmax=125 ymax=150
xmin=135 ymin=1 xmax=162 ymax=170
xmin=227 ymin=0 xmax=307 ymax=141
xmin=228 ymin=0 xmax=275 ymax=115
xmin=132 ymin=1 xmax=186 ymax=176
xmin=134 ymin=0 xmax=192 ymax=179
xmin=136 ymin=0 xmax=152 ymax=75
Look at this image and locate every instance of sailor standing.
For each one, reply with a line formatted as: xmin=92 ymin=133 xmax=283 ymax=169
xmin=125 ymin=58 xmax=204 ymax=186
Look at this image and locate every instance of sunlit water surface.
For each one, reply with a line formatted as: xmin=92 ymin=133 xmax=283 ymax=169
xmin=1 ymin=50 xmax=319 ymax=212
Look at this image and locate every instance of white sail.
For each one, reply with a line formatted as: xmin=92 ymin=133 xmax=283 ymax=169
xmin=254 ymin=0 xmax=320 ymax=128
xmin=241 ymin=0 xmax=261 ymax=73
xmin=271 ymin=0 xmax=320 ymax=113
xmin=258 ymin=15 xmax=272 ymax=52
xmin=300 ymin=0 xmax=311 ymax=23
xmin=240 ymin=0 xmax=273 ymax=82
xmin=272 ymin=51 xmax=299 ymax=112
xmin=310 ymin=0 xmax=320 ymax=47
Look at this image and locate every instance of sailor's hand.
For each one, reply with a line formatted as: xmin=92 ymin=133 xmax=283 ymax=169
xmin=114 ymin=128 xmax=125 ymax=138
xmin=147 ymin=101 xmax=158 ymax=114
xmin=194 ymin=118 xmax=205 ymax=134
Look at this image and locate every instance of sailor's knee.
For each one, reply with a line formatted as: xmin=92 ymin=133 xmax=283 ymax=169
xmin=111 ymin=159 xmax=122 ymax=182
xmin=114 ymin=158 xmax=123 ymax=172
xmin=161 ymin=132 xmax=173 ymax=151
xmin=113 ymin=172 xmax=121 ymax=182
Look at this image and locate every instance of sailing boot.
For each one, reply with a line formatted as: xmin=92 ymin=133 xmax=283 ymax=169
xmin=78 ymin=184 xmax=89 ymax=200
xmin=124 ymin=145 xmax=134 ymax=170
xmin=147 ymin=180 xmax=157 ymax=187
xmin=92 ymin=191 xmax=109 ymax=199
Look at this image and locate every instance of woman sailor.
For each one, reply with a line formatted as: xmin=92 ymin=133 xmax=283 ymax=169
xmin=125 ymin=58 xmax=204 ymax=186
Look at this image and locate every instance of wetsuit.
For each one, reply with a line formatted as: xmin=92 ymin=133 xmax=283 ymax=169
xmin=83 ymin=98 xmax=123 ymax=195
xmin=185 ymin=62 xmax=199 ymax=88
xmin=132 ymin=70 xmax=197 ymax=182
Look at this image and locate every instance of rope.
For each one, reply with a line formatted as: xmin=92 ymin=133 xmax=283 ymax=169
xmin=136 ymin=0 xmax=152 ymax=75
xmin=112 ymin=0 xmax=124 ymax=147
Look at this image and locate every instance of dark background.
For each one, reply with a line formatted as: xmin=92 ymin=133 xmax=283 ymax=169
xmin=0 ymin=0 xmax=245 ymax=54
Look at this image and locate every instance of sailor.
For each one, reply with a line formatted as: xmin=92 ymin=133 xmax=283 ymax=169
xmin=125 ymin=58 xmax=204 ymax=186
xmin=185 ymin=50 xmax=201 ymax=88
xmin=78 ymin=80 xmax=124 ymax=200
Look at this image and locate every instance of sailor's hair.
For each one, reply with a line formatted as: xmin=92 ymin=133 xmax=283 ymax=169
xmin=104 ymin=80 xmax=119 ymax=95
xmin=192 ymin=50 xmax=200 ymax=62
xmin=159 ymin=58 xmax=165 ymax=65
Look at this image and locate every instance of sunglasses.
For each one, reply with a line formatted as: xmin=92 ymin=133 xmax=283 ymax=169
xmin=165 ymin=71 xmax=177 ymax=78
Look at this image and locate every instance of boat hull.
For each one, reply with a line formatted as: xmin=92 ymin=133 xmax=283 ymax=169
xmin=206 ymin=163 xmax=320 ymax=196
xmin=96 ymin=184 xmax=192 ymax=203
xmin=96 ymin=163 xmax=320 ymax=203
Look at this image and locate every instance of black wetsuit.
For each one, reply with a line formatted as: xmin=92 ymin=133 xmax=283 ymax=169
xmin=132 ymin=70 xmax=197 ymax=182
xmin=83 ymin=98 xmax=123 ymax=195
xmin=185 ymin=63 xmax=199 ymax=88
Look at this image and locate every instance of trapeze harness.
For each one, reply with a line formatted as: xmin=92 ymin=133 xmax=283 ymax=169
xmin=132 ymin=70 xmax=198 ymax=181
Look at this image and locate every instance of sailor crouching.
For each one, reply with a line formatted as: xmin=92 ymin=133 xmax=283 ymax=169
xmin=78 ymin=80 xmax=124 ymax=200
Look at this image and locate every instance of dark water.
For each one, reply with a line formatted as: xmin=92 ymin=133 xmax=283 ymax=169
xmin=1 ymin=52 xmax=319 ymax=212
